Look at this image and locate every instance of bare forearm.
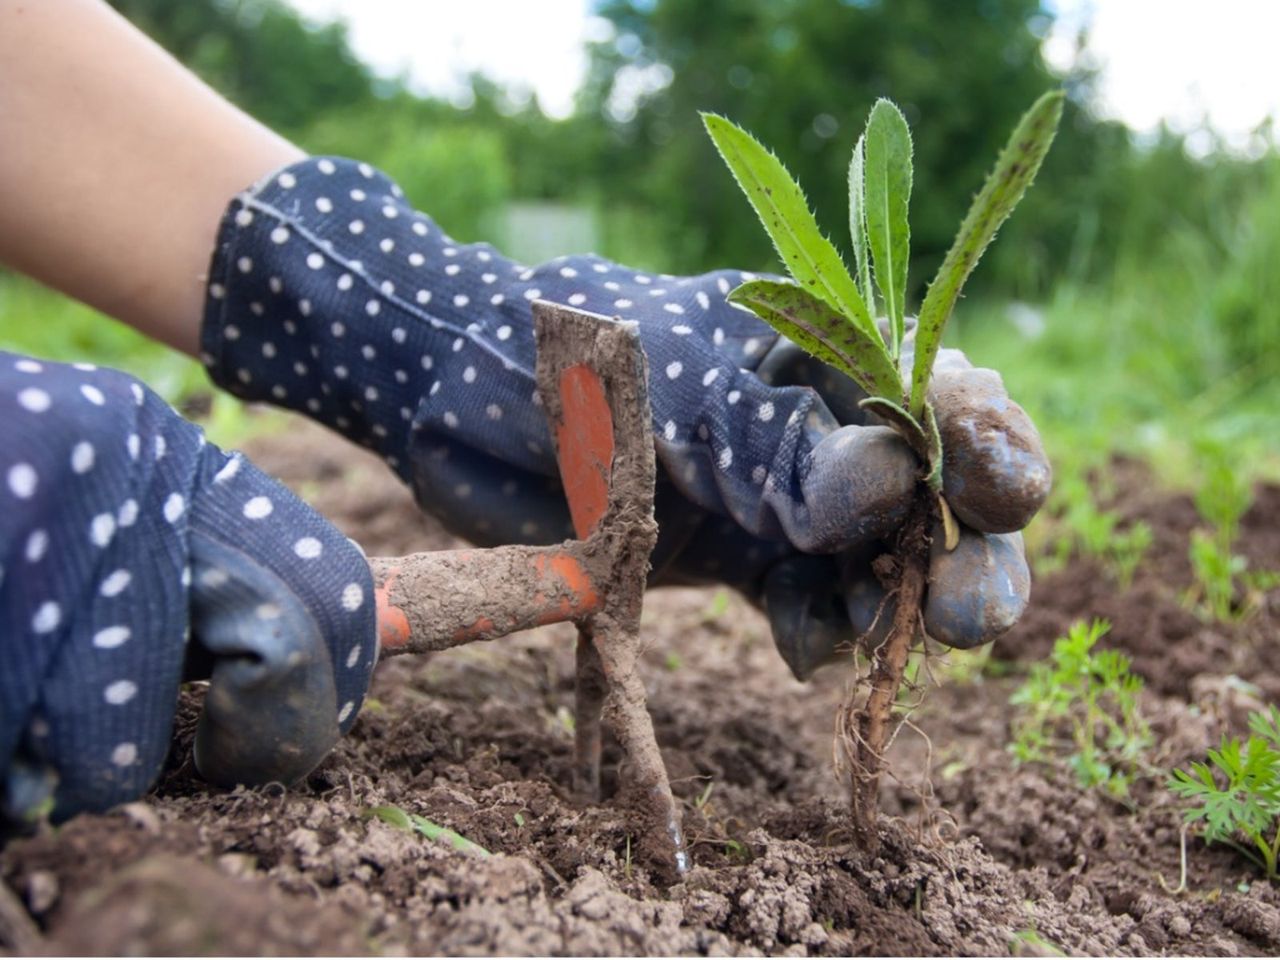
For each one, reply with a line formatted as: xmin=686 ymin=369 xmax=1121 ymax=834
xmin=0 ymin=0 xmax=302 ymax=356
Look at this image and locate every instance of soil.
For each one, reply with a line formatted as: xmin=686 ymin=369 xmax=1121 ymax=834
xmin=4 ymin=419 xmax=1280 ymax=956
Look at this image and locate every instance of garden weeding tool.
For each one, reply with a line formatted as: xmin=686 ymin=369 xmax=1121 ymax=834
xmin=367 ymin=302 xmax=688 ymax=874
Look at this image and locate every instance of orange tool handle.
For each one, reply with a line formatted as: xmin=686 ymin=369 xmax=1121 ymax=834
xmin=370 ymin=543 xmax=601 ymax=656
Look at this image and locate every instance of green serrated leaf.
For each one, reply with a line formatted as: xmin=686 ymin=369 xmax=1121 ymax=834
xmin=701 ymin=113 xmax=877 ymax=339
xmin=863 ymin=100 xmax=913 ymax=357
xmin=857 ymin=396 xmax=928 ymax=460
xmin=909 ymin=90 xmax=1065 ymax=418
xmin=728 ymin=279 xmax=901 ymax=400
xmin=848 ymin=134 xmax=874 ymax=311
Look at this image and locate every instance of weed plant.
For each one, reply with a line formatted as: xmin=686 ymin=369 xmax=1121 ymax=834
xmin=704 ymin=90 xmax=1063 ymax=832
xmin=1010 ymin=619 xmax=1152 ymax=799
xmin=1187 ymin=439 xmax=1279 ymax=621
xmin=1170 ymin=706 xmax=1280 ymax=881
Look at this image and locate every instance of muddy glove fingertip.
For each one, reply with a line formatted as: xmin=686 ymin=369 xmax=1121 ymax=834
xmin=802 ymin=425 xmax=917 ymax=553
xmin=186 ymin=452 xmax=376 ymax=789
xmin=932 ymin=367 xmax=1051 ymax=533
xmin=924 ymin=527 xmax=1030 ymax=649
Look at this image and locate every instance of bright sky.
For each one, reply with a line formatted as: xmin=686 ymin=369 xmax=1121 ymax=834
xmin=286 ymin=0 xmax=600 ymax=115
xmin=286 ymin=0 xmax=1280 ymax=152
xmin=1045 ymin=0 xmax=1280 ymax=153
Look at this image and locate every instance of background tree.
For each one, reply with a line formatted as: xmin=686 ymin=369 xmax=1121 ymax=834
xmin=580 ymin=0 xmax=1065 ymax=286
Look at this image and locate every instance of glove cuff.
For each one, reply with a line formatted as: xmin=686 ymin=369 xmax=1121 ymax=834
xmin=201 ymin=156 xmax=521 ymax=479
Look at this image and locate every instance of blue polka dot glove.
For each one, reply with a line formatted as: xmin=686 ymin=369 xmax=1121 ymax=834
xmin=201 ymin=157 xmax=1049 ymax=682
xmin=1 ymin=355 xmax=375 ymax=824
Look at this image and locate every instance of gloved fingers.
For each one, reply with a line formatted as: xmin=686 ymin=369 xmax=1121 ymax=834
xmin=757 ymin=337 xmax=1050 ymax=537
xmin=923 ymin=526 xmax=1030 ymax=649
xmin=185 ymin=448 xmax=376 ymax=788
xmin=762 ymin=555 xmax=855 ymax=682
xmin=189 ymin=536 xmax=339 ymax=787
xmin=929 ymin=367 xmax=1051 ymax=533
xmin=1 ymin=355 xmax=200 ymax=821
xmin=719 ymin=513 xmax=1030 ymax=685
xmin=836 ymin=522 xmax=1031 ymax=654
xmin=798 ymin=424 xmax=918 ymax=553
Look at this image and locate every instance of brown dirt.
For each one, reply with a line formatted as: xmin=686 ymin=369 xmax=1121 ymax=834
xmin=4 ymin=418 xmax=1280 ymax=956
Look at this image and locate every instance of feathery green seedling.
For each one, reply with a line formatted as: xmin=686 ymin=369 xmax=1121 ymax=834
xmin=1010 ymin=619 xmax=1151 ymax=800
xmin=1187 ymin=440 xmax=1277 ymax=620
xmin=1169 ymin=706 xmax=1280 ymax=880
xmin=704 ymin=91 xmax=1063 ymax=835
xmin=1043 ymin=475 xmax=1151 ymax=588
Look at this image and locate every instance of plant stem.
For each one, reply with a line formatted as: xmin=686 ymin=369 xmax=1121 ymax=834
xmin=848 ymin=491 xmax=931 ymax=846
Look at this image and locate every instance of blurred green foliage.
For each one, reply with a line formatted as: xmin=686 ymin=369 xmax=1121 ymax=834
xmin=0 ymin=274 xmax=278 ymax=450
xmin=1 ymin=0 xmax=1275 ymax=477
xmin=301 ymin=94 xmax=514 ymax=242
xmin=108 ymin=0 xmax=376 ymax=134
xmin=583 ymin=0 xmax=1066 ymax=282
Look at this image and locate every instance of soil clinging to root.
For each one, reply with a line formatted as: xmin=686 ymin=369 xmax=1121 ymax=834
xmin=4 ymin=417 xmax=1280 ymax=956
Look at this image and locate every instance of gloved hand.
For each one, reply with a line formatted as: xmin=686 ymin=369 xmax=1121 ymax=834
xmin=0 ymin=352 xmax=375 ymax=823
xmin=201 ymin=157 xmax=1049 ymax=681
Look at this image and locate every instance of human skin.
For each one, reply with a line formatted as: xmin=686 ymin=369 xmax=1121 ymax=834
xmin=0 ymin=0 xmax=300 ymax=355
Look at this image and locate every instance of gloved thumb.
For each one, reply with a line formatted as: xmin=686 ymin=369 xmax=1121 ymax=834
xmin=184 ymin=450 xmax=376 ymax=788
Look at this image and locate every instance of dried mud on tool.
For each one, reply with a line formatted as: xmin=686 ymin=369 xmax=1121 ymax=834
xmin=366 ymin=302 xmax=688 ymax=875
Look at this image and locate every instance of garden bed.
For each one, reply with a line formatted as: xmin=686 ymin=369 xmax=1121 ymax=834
xmin=3 ymin=417 xmax=1279 ymax=956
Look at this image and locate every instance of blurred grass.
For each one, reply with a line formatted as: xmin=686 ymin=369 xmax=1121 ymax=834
xmin=950 ymin=170 xmax=1280 ymax=570
xmin=0 ymin=273 xmax=281 ymax=450
xmin=951 ymin=205 xmax=1280 ymax=493
xmin=954 ymin=295 xmax=1280 ymax=486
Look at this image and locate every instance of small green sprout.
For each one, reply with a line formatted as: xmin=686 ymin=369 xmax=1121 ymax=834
xmin=1186 ymin=439 xmax=1276 ymax=620
xmin=722 ymin=838 xmax=752 ymax=863
xmin=1011 ymin=926 xmax=1066 ymax=957
xmin=554 ymin=704 xmax=576 ymax=735
xmin=694 ymin=780 xmax=715 ymax=811
xmin=367 ymin=804 xmax=490 ymax=857
xmin=702 ymin=588 xmax=732 ymax=622
xmin=1044 ymin=475 xmax=1151 ymax=588
xmin=1010 ymin=619 xmax=1151 ymax=799
xmin=1169 ymin=705 xmax=1280 ymax=881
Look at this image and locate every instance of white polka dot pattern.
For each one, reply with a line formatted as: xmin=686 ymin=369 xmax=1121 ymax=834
xmin=198 ymin=156 xmax=960 ymax=597
xmin=0 ymin=352 xmax=375 ymax=821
